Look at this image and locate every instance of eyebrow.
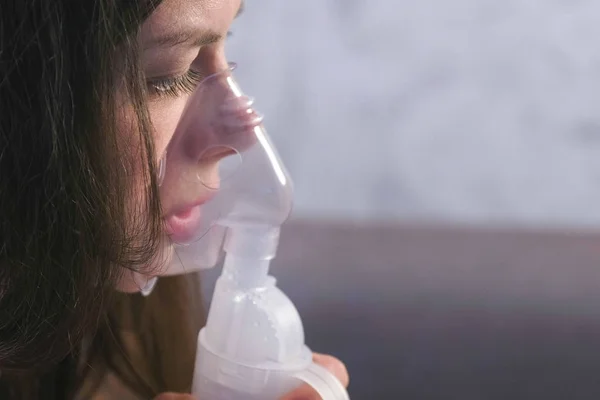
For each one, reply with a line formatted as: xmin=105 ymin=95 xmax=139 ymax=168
xmin=148 ymin=30 xmax=223 ymax=49
xmin=147 ymin=0 xmax=245 ymax=50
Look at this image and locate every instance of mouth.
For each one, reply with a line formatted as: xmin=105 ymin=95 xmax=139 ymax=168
xmin=164 ymin=195 xmax=215 ymax=243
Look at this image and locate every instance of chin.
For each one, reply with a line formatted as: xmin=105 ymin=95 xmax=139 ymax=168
xmin=114 ymin=238 xmax=175 ymax=294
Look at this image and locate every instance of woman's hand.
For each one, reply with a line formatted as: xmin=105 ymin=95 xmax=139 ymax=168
xmin=280 ymin=353 xmax=349 ymax=400
xmin=153 ymin=353 xmax=349 ymax=400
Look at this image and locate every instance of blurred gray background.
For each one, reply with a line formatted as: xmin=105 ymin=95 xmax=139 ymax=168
xmin=202 ymin=1 xmax=600 ymax=399
xmin=227 ymin=0 xmax=600 ymax=228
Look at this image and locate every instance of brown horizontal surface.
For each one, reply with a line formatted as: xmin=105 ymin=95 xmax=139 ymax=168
xmin=201 ymin=219 xmax=600 ymax=400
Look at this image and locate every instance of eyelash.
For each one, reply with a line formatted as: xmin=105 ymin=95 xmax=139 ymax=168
xmin=147 ymin=69 xmax=205 ymax=98
xmin=147 ymin=31 xmax=234 ymax=99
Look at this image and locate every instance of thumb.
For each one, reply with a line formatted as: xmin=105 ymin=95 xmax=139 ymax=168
xmin=280 ymin=353 xmax=349 ymax=400
xmin=312 ymin=353 xmax=349 ymax=387
xmin=153 ymin=393 xmax=195 ymax=400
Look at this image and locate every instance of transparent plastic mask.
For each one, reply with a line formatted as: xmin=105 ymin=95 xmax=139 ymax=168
xmin=158 ymin=63 xmax=293 ymax=274
xmin=156 ymin=63 xmax=349 ymax=400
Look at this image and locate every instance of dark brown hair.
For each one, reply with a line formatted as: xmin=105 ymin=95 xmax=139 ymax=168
xmin=0 ymin=0 xmax=204 ymax=398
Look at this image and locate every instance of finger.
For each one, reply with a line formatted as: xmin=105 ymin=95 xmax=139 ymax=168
xmin=280 ymin=384 xmax=320 ymax=400
xmin=280 ymin=353 xmax=349 ymax=400
xmin=312 ymin=353 xmax=349 ymax=387
xmin=153 ymin=393 xmax=195 ymax=400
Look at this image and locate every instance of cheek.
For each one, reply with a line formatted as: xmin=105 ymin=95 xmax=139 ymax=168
xmin=149 ymin=98 xmax=189 ymax=159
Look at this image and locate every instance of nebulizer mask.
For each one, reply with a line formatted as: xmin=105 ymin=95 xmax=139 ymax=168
xmin=155 ymin=63 xmax=350 ymax=400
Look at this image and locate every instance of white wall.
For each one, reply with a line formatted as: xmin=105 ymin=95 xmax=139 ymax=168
xmin=227 ymin=0 xmax=600 ymax=228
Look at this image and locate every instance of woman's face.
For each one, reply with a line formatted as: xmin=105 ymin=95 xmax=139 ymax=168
xmin=118 ymin=0 xmax=243 ymax=293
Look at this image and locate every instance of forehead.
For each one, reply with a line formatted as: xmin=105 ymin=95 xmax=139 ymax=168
xmin=141 ymin=0 xmax=239 ymax=42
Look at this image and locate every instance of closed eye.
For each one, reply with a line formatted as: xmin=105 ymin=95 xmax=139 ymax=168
xmin=146 ymin=30 xmax=236 ymax=99
xmin=147 ymin=69 xmax=205 ymax=98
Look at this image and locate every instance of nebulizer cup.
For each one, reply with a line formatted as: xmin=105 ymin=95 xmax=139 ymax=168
xmin=158 ymin=63 xmax=350 ymax=400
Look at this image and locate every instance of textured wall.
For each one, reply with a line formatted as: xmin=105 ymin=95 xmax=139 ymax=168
xmin=227 ymin=0 xmax=600 ymax=228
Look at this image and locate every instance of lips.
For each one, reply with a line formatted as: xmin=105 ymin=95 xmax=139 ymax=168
xmin=164 ymin=206 xmax=202 ymax=243
xmin=164 ymin=194 xmax=215 ymax=243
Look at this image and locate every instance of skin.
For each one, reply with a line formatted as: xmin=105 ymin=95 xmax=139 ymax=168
xmin=116 ymin=0 xmax=349 ymax=397
xmin=117 ymin=0 xmax=234 ymax=293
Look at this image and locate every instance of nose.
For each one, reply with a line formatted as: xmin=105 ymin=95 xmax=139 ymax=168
xmin=181 ymin=71 xmax=262 ymax=157
xmin=165 ymin=68 xmax=263 ymax=189
xmin=219 ymin=95 xmax=264 ymax=133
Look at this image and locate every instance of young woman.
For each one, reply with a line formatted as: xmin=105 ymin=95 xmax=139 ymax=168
xmin=0 ymin=0 xmax=348 ymax=398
